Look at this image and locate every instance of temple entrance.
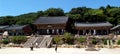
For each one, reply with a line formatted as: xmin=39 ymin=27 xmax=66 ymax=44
xmin=77 ymin=29 xmax=110 ymax=35
xmin=49 ymin=29 xmax=52 ymax=35
xmin=37 ymin=29 xmax=65 ymax=35
xmin=79 ymin=30 xmax=83 ymax=35
xmin=86 ymin=30 xmax=89 ymax=35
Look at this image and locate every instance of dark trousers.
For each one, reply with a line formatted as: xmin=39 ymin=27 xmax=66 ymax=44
xmin=30 ymin=47 xmax=33 ymax=51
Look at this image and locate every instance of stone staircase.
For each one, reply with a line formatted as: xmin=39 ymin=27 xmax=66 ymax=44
xmin=23 ymin=35 xmax=53 ymax=48
xmin=38 ymin=35 xmax=53 ymax=48
xmin=46 ymin=37 xmax=53 ymax=48
xmin=33 ymin=37 xmax=44 ymax=47
xmin=23 ymin=37 xmax=36 ymax=48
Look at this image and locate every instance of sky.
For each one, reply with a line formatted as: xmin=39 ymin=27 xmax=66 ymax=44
xmin=0 ymin=0 xmax=120 ymax=16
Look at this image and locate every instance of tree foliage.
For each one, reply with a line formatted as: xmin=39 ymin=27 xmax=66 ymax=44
xmin=53 ymin=36 xmax=61 ymax=44
xmin=0 ymin=5 xmax=120 ymax=25
xmin=102 ymin=38 xmax=110 ymax=45
xmin=44 ymin=8 xmax=65 ymax=16
xmin=92 ymin=38 xmax=98 ymax=45
xmin=117 ymin=39 xmax=120 ymax=45
xmin=2 ymin=39 xmax=9 ymax=44
xmin=64 ymin=32 xmax=74 ymax=44
xmin=10 ymin=36 xmax=27 ymax=44
xmin=77 ymin=37 xmax=86 ymax=43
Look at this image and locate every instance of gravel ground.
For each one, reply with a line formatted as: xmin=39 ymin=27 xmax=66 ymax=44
xmin=0 ymin=48 xmax=120 ymax=54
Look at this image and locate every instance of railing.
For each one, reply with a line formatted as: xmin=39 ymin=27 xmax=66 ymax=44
xmin=46 ymin=37 xmax=53 ymax=48
xmin=38 ymin=36 xmax=46 ymax=47
xmin=23 ymin=37 xmax=36 ymax=48
xmin=38 ymin=35 xmax=52 ymax=48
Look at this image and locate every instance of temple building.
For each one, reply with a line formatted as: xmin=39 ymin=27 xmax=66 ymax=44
xmin=111 ymin=25 xmax=120 ymax=35
xmin=5 ymin=25 xmax=32 ymax=36
xmin=0 ymin=26 xmax=9 ymax=35
xmin=75 ymin=22 xmax=112 ymax=35
xmin=33 ymin=16 xmax=69 ymax=35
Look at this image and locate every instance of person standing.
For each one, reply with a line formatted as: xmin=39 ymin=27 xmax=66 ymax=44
xmin=55 ymin=44 xmax=57 ymax=52
xmin=35 ymin=42 xmax=38 ymax=48
xmin=46 ymin=42 xmax=47 ymax=47
xmin=30 ymin=43 xmax=33 ymax=51
xmin=20 ymin=43 xmax=23 ymax=48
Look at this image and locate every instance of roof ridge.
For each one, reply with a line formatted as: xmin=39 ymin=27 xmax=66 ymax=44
xmin=33 ymin=16 xmax=68 ymax=24
xmin=40 ymin=16 xmax=68 ymax=18
xmin=76 ymin=21 xmax=110 ymax=24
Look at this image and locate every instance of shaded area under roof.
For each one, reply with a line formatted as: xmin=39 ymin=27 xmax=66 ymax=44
xmin=33 ymin=16 xmax=68 ymax=24
xmin=75 ymin=22 xmax=112 ymax=27
xmin=5 ymin=25 xmax=27 ymax=30
xmin=111 ymin=25 xmax=120 ymax=30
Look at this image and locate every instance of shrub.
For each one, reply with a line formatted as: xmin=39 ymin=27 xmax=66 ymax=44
xmin=0 ymin=40 xmax=2 ymax=43
xmin=11 ymin=36 xmax=27 ymax=44
xmin=2 ymin=39 xmax=9 ymax=44
xmin=77 ymin=37 xmax=86 ymax=43
xmin=117 ymin=40 xmax=120 ymax=45
xmin=64 ymin=32 xmax=74 ymax=44
xmin=102 ymin=38 xmax=110 ymax=45
xmin=53 ymin=36 xmax=61 ymax=44
xmin=92 ymin=39 xmax=98 ymax=45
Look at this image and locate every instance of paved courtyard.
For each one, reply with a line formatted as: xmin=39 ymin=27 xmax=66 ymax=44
xmin=0 ymin=48 xmax=120 ymax=54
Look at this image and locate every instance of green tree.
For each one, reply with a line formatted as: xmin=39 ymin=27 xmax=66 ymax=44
xmin=0 ymin=6 xmax=120 ymax=26
xmin=84 ymin=9 xmax=106 ymax=22
xmin=37 ymin=11 xmax=44 ymax=16
xmin=69 ymin=7 xmax=91 ymax=15
xmin=64 ymin=32 xmax=74 ymax=44
xmin=107 ymin=8 xmax=120 ymax=25
xmin=53 ymin=36 xmax=61 ymax=44
xmin=44 ymin=8 xmax=65 ymax=16
xmin=68 ymin=14 xmax=83 ymax=22
xmin=106 ymin=5 xmax=112 ymax=9
xmin=0 ymin=16 xmax=16 ymax=25
xmin=107 ymin=17 xmax=115 ymax=25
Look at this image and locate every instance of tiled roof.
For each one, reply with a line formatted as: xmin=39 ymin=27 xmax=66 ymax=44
xmin=75 ymin=22 xmax=112 ymax=27
xmin=0 ymin=26 xmax=9 ymax=29
xmin=33 ymin=16 xmax=68 ymax=24
xmin=5 ymin=25 xmax=27 ymax=30
xmin=111 ymin=25 xmax=120 ymax=30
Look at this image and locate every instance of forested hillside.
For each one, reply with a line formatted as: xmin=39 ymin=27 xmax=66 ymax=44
xmin=0 ymin=5 xmax=120 ymax=26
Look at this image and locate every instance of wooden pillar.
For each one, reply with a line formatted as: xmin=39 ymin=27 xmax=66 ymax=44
xmin=56 ymin=29 xmax=59 ymax=35
xmin=101 ymin=30 xmax=103 ymax=35
xmin=83 ymin=30 xmax=85 ymax=35
xmin=52 ymin=29 xmax=54 ymax=34
xmin=12 ymin=32 xmax=14 ymax=36
xmin=117 ymin=31 xmax=119 ymax=35
xmin=77 ymin=30 xmax=79 ymax=35
xmin=93 ymin=29 xmax=96 ymax=35
xmin=89 ymin=30 xmax=91 ymax=35
xmin=107 ymin=29 xmax=109 ymax=35
xmin=62 ymin=29 xmax=64 ymax=34
xmin=16 ymin=32 xmax=18 ymax=36
xmin=47 ymin=29 xmax=49 ymax=35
